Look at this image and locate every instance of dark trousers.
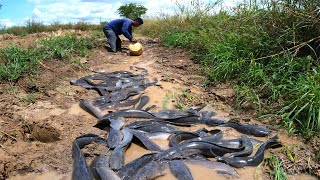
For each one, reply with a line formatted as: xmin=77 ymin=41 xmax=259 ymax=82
xmin=103 ymin=28 xmax=121 ymax=52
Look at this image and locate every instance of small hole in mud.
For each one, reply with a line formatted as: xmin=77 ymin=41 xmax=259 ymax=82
xmin=22 ymin=123 xmax=61 ymax=143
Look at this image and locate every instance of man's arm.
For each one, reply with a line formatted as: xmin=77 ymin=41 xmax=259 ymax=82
xmin=122 ymin=20 xmax=133 ymax=42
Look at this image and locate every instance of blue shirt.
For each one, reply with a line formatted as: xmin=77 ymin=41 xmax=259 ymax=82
xmin=104 ymin=18 xmax=133 ymax=42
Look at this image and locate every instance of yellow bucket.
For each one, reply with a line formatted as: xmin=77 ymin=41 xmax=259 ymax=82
xmin=129 ymin=42 xmax=143 ymax=56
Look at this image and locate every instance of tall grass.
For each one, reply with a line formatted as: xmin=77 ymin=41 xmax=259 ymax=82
xmin=138 ymin=0 xmax=320 ymax=138
xmin=0 ymin=33 xmax=101 ymax=81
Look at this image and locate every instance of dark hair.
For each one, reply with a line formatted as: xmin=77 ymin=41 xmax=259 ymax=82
xmin=134 ymin=18 xmax=143 ymax=25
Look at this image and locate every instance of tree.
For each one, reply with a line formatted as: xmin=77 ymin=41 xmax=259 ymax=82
xmin=117 ymin=3 xmax=147 ymax=19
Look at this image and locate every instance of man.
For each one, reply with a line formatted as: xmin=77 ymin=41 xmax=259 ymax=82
xmin=103 ymin=17 xmax=143 ymax=53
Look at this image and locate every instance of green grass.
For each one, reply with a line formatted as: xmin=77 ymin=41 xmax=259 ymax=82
xmin=138 ymin=0 xmax=320 ymax=138
xmin=20 ymin=93 xmax=39 ymax=103
xmin=40 ymin=35 xmax=98 ymax=59
xmin=162 ymin=93 xmax=174 ymax=109
xmin=161 ymin=90 xmax=197 ymax=109
xmin=265 ymin=155 xmax=287 ymax=180
xmin=0 ymin=32 xmax=101 ymax=81
xmin=0 ymin=46 xmax=40 ymax=81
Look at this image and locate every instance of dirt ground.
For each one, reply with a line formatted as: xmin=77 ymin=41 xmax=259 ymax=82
xmin=0 ymin=32 xmax=318 ymax=180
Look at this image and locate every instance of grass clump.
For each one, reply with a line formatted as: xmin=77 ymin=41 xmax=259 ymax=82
xmin=265 ymin=155 xmax=287 ymax=180
xmin=162 ymin=90 xmax=199 ymax=109
xmin=40 ymin=35 xmax=98 ymax=59
xmin=138 ymin=0 xmax=320 ymax=138
xmin=0 ymin=33 xmax=101 ymax=81
xmin=0 ymin=46 xmax=40 ymax=81
xmin=20 ymin=93 xmax=39 ymax=103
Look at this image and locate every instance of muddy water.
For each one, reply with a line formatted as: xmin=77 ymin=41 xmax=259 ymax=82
xmin=68 ymin=103 xmax=94 ymax=118
xmin=124 ymin=130 xmax=265 ymax=180
xmin=124 ymin=141 xmax=228 ymax=180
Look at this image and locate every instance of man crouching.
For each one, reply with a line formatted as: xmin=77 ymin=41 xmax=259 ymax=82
xmin=103 ymin=18 xmax=143 ymax=53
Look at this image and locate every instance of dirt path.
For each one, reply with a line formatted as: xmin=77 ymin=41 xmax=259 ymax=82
xmin=0 ymin=35 xmax=318 ymax=180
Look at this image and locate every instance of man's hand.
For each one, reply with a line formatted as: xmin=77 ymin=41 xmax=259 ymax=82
xmin=132 ymin=39 xmax=138 ymax=43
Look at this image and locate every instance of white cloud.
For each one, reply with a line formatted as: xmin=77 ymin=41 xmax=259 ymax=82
xmin=30 ymin=0 xmax=119 ymax=24
xmin=144 ymin=0 xmax=176 ymax=17
xmin=25 ymin=0 xmax=176 ymax=25
xmin=0 ymin=19 xmax=15 ymax=28
xmin=32 ymin=8 xmax=42 ymax=17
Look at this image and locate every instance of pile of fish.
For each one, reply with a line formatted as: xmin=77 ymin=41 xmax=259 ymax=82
xmin=70 ymin=67 xmax=156 ymax=110
xmin=70 ymin=69 xmax=281 ymax=180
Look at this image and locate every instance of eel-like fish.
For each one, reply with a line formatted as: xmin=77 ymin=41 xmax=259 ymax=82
xmin=130 ymin=161 xmax=169 ymax=180
xmin=118 ymin=153 xmax=157 ymax=180
xmin=169 ymin=160 xmax=193 ymax=180
xmin=98 ymin=94 xmax=142 ymax=110
xmin=109 ymin=127 xmax=133 ymax=170
xmin=153 ymin=109 xmax=199 ymax=119
xmin=157 ymin=140 xmax=244 ymax=160
xmin=107 ymin=119 xmax=125 ymax=149
xmin=72 ymin=134 xmax=107 ymax=180
xmin=204 ymin=118 xmax=226 ymax=126
xmin=169 ymin=129 xmax=223 ymax=147
xmin=90 ymin=155 xmax=121 ymax=180
xmin=80 ymin=99 xmax=104 ymax=119
xmin=126 ymin=120 xmax=179 ymax=133
xmin=135 ymin=96 xmax=150 ymax=110
xmin=130 ymin=129 xmax=163 ymax=151
xmin=216 ymin=135 xmax=280 ymax=167
xmin=145 ymin=132 xmax=172 ymax=140
xmin=70 ymin=78 xmax=94 ymax=89
xmin=218 ymin=122 xmax=271 ymax=137
xmin=99 ymin=109 xmax=204 ymax=126
xmin=93 ymin=95 xmax=111 ymax=107
xmin=110 ymin=88 xmax=142 ymax=102
xmin=181 ymin=129 xmax=223 ymax=145
xmin=227 ymin=135 xmax=253 ymax=157
xmin=100 ymin=109 xmax=156 ymax=121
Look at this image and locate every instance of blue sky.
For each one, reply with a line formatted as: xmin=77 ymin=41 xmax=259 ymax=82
xmin=0 ymin=0 xmax=241 ymax=27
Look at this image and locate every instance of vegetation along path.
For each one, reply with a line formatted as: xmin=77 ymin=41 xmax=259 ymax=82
xmin=0 ymin=30 xmax=318 ymax=180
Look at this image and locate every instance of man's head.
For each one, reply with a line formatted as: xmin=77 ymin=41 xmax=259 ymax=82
xmin=132 ymin=18 xmax=143 ymax=27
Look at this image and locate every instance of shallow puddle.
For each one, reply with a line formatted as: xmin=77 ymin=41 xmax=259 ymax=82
xmin=68 ymin=103 xmax=94 ymax=118
xmin=127 ymin=55 xmax=142 ymax=64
